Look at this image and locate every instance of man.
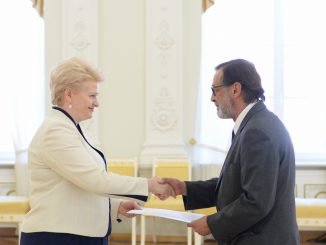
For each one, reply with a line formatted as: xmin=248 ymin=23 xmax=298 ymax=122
xmin=162 ymin=59 xmax=299 ymax=245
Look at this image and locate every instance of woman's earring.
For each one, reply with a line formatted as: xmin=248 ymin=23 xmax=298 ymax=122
xmin=68 ymin=104 xmax=72 ymax=109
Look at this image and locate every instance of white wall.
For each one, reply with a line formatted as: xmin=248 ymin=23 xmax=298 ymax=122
xmin=44 ymin=0 xmax=202 ymax=164
xmin=97 ymin=0 xmax=147 ymax=159
xmin=97 ymin=0 xmax=202 ymax=161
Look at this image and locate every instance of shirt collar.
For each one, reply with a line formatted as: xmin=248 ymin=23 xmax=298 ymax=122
xmin=233 ymin=101 xmax=257 ymax=134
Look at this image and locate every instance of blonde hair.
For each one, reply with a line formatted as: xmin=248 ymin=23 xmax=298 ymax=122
xmin=50 ymin=57 xmax=103 ymax=106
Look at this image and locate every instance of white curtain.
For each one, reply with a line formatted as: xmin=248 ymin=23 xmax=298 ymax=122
xmin=191 ymin=2 xmax=233 ymax=166
xmin=191 ymin=71 xmax=231 ymax=166
xmin=13 ymin=144 xmax=30 ymax=196
xmin=193 ymin=0 xmax=275 ymax=165
xmin=11 ymin=0 xmax=44 ymax=196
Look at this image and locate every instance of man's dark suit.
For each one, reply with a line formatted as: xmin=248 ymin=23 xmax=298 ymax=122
xmin=184 ymin=102 xmax=299 ymax=245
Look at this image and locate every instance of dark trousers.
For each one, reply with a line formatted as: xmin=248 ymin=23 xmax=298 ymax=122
xmin=20 ymin=232 xmax=109 ymax=245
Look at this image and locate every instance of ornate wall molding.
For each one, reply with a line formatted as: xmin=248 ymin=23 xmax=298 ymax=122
xmin=151 ymin=87 xmax=177 ymax=132
xmin=141 ymin=0 xmax=187 ymax=165
xmin=62 ymin=0 xmax=100 ymax=146
xmin=62 ymin=0 xmax=98 ymax=60
xmin=296 ymin=169 xmax=326 ymax=198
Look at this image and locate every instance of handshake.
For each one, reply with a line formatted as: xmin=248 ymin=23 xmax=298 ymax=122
xmin=118 ymin=177 xmax=186 ymax=218
xmin=120 ymin=177 xmax=211 ymax=237
xmin=120 ymin=177 xmax=212 ymax=237
xmin=148 ymin=177 xmax=186 ymax=200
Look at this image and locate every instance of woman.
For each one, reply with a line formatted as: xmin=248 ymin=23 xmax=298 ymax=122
xmin=20 ymin=57 xmax=172 ymax=245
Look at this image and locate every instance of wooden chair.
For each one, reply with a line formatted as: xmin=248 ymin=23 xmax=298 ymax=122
xmin=107 ymin=158 xmax=138 ymax=245
xmin=0 ymin=196 xmax=30 ymax=244
xmin=140 ymin=157 xmax=192 ymax=245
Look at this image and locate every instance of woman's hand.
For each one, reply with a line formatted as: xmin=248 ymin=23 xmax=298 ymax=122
xmin=118 ymin=201 xmax=142 ymax=218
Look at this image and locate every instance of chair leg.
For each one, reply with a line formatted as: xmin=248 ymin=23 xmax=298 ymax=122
xmin=194 ymin=232 xmax=203 ymax=245
xmin=131 ymin=216 xmax=136 ymax=245
xmin=18 ymin=223 xmax=22 ymax=245
xmin=140 ymin=215 xmax=146 ymax=245
xmin=151 ymin=217 xmax=157 ymax=243
xmin=187 ymin=227 xmax=192 ymax=245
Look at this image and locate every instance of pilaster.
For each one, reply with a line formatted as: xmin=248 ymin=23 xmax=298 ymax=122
xmin=61 ymin=0 xmax=100 ymax=145
xmin=141 ymin=0 xmax=187 ymax=165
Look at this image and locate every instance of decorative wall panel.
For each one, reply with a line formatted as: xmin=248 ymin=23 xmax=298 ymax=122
xmin=141 ymin=0 xmax=187 ymax=165
xmin=62 ymin=0 xmax=100 ymax=146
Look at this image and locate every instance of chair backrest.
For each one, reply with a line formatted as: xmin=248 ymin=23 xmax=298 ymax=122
xmin=107 ymin=158 xmax=138 ymax=177
xmin=153 ymin=157 xmax=191 ymax=181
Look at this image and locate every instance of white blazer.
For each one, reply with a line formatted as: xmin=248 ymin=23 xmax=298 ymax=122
xmin=22 ymin=108 xmax=148 ymax=237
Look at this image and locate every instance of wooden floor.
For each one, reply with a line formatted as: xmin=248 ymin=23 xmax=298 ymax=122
xmin=0 ymin=228 xmax=325 ymax=245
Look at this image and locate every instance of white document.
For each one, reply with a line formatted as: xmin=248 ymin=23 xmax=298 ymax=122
xmin=128 ymin=207 xmax=205 ymax=223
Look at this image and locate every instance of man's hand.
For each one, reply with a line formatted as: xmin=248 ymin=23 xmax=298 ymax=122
xmin=161 ymin=177 xmax=187 ymax=196
xmin=118 ymin=201 xmax=141 ymax=218
xmin=148 ymin=176 xmax=176 ymax=199
xmin=188 ymin=216 xmax=211 ymax=236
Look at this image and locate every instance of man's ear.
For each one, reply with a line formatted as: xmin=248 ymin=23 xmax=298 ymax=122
xmin=233 ymin=82 xmax=242 ymax=95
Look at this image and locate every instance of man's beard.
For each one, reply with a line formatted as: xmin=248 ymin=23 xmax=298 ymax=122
xmin=217 ymin=99 xmax=233 ymax=119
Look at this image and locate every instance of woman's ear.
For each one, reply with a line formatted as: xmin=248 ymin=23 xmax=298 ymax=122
xmin=63 ymin=87 xmax=73 ymax=104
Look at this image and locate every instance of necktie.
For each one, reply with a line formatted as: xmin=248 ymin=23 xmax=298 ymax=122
xmin=232 ymin=130 xmax=235 ymax=143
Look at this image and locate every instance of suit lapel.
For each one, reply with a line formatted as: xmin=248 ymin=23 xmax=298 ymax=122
xmin=237 ymin=101 xmax=266 ymax=135
xmin=215 ymin=138 xmax=237 ymax=192
xmin=215 ymin=101 xmax=266 ymax=193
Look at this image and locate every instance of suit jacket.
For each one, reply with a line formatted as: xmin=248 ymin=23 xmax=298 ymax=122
xmin=22 ymin=108 xmax=148 ymax=237
xmin=184 ymin=102 xmax=299 ymax=245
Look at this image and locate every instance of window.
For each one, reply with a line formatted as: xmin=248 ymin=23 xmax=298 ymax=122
xmin=196 ymin=0 xmax=326 ymax=164
xmin=0 ymin=1 xmax=44 ymax=163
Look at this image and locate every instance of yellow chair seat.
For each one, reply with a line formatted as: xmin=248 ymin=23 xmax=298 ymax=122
xmin=296 ymin=198 xmax=326 ymax=230
xmin=108 ymin=162 xmax=136 ymax=176
xmin=145 ymin=196 xmax=186 ymax=211
xmin=0 ymin=196 xmax=30 ymax=225
xmin=296 ymin=198 xmax=326 ymax=218
xmin=0 ymin=196 xmax=30 ymax=215
xmin=194 ymin=207 xmax=216 ymax=215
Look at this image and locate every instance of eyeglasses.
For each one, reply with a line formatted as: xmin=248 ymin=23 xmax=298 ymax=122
xmin=211 ymin=84 xmax=225 ymax=96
